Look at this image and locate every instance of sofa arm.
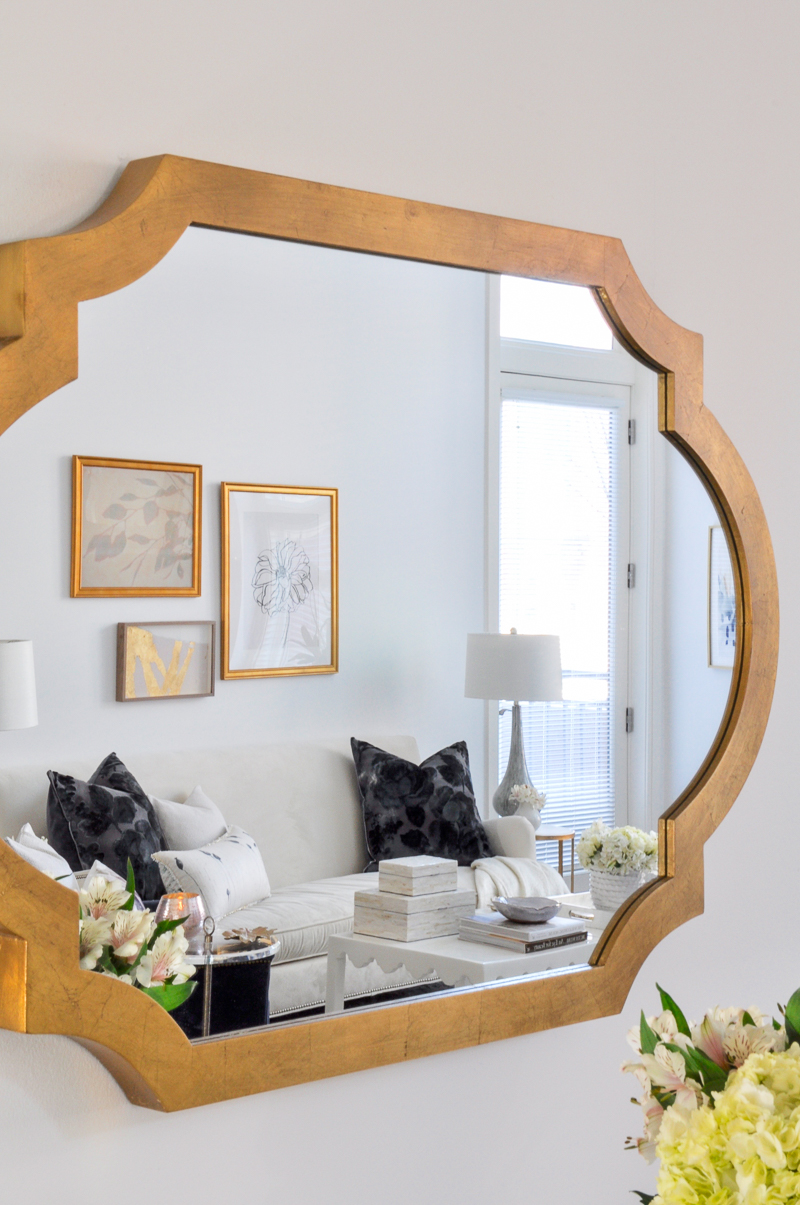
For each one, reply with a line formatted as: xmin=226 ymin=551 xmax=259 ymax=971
xmin=482 ymin=815 xmax=539 ymax=860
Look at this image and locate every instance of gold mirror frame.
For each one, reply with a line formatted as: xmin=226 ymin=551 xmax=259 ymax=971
xmin=0 ymin=155 xmax=778 ymax=1111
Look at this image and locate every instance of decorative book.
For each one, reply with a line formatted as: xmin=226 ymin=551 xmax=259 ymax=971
xmin=458 ymin=913 xmax=588 ymax=953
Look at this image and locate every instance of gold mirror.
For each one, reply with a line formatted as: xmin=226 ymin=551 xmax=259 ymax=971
xmin=0 ymin=155 xmax=777 ymax=1110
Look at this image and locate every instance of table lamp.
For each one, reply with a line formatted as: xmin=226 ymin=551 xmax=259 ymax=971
xmin=465 ymin=629 xmax=561 ymax=816
xmin=0 ymin=640 xmax=38 ymax=731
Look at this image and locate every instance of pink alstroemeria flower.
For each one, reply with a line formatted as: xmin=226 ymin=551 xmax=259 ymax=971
xmin=640 ymin=1046 xmax=700 ymax=1112
xmin=135 ymin=930 xmax=195 ymax=989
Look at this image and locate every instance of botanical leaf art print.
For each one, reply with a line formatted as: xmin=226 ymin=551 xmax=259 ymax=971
xmin=72 ymin=457 xmax=201 ymax=596
xmin=222 ymin=484 xmax=337 ymax=678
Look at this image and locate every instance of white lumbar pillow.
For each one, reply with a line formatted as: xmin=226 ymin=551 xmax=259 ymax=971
xmin=5 ymin=823 xmax=78 ymax=890
xmin=149 ymin=786 xmax=228 ymax=851
xmin=152 ymin=826 xmax=270 ymax=919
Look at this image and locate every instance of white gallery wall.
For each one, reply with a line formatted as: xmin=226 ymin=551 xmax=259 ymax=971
xmin=0 ymin=4 xmax=797 ymax=1203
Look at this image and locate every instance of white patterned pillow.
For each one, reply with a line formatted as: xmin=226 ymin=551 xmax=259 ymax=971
xmin=152 ymin=826 xmax=270 ymax=919
xmin=5 ymin=823 xmax=78 ymax=890
xmin=149 ymin=786 xmax=227 ymax=851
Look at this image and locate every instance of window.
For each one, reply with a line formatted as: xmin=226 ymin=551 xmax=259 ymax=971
xmin=487 ymin=275 xmax=656 ymax=875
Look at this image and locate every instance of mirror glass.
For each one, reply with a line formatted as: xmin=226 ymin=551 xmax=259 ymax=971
xmin=0 ymin=224 xmax=733 ymax=1040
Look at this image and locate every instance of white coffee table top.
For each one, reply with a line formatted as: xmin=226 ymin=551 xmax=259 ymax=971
xmin=324 ymin=927 xmax=597 ymax=1013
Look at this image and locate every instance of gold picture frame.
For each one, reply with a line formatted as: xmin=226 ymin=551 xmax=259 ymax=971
xmin=71 ymin=455 xmax=202 ymax=597
xmin=221 ymin=482 xmax=338 ymax=679
xmin=116 ymin=620 xmax=216 ymax=701
xmin=0 ymin=155 xmax=778 ymax=1111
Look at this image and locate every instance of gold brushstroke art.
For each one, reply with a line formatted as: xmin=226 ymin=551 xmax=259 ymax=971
xmin=126 ymin=626 xmax=195 ymax=697
xmin=116 ymin=621 xmax=215 ymax=702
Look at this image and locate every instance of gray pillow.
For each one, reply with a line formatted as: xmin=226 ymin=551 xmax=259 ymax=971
xmin=46 ymin=753 xmax=166 ymax=900
xmin=351 ymin=739 xmax=492 ymax=870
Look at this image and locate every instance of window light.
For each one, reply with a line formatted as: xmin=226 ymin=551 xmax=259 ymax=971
xmin=500 ymin=276 xmax=613 ymax=350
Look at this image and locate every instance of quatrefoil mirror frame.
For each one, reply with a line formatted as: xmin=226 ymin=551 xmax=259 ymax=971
xmin=0 ymin=155 xmax=778 ymax=1111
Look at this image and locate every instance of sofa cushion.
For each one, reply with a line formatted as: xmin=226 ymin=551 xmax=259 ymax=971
xmin=46 ymin=753 xmax=166 ymax=899
xmin=4 ymin=823 xmax=78 ymax=890
xmin=226 ymin=868 xmax=478 ymax=965
xmin=152 ymin=826 xmax=271 ymax=919
xmin=351 ymin=739 xmax=493 ymax=869
xmin=149 ymin=786 xmax=227 ymax=850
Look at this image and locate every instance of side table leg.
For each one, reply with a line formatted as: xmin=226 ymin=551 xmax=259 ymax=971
xmin=570 ymin=835 xmax=575 ymax=892
xmin=325 ymin=950 xmax=347 ymax=1014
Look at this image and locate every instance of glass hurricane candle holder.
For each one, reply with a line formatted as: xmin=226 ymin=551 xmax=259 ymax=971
xmin=154 ymin=892 xmax=207 ymax=954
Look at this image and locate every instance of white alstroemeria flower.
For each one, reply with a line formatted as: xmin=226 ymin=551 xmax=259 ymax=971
xmin=79 ymin=874 xmax=132 ymax=920
xmin=621 ymin=1059 xmax=651 ymax=1096
xmin=724 ymin=1021 xmax=784 ymax=1068
xmin=79 ymin=916 xmax=113 ymax=970
xmin=640 ymin=1045 xmax=700 ymax=1112
xmin=135 ymin=930 xmax=196 ymax=988
xmin=626 ymin=1010 xmax=686 ymax=1055
xmin=100 ymin=970 xmax=133 ymax=986
xmin=110 ymin=909 xmax=155 ymax=962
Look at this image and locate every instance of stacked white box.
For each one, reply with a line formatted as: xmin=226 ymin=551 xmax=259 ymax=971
xmin=353 ymin=855 xmax=471 ymax=941
xmin=353 ymin=886 xmax=477 ymax=941
xmin=378 ymin=855 xmax=458 ymax=896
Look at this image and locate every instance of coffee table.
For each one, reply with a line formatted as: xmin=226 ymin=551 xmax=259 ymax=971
xmin=324 ymin=928 xmax=596 ymax=1014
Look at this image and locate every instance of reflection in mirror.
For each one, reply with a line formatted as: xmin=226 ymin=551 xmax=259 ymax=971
xmin=0 ymin=224 xmax=734 ymax=1045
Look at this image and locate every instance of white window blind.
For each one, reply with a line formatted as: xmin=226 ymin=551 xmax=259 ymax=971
xmin=499 ymin=396 xmax=618 ymax=867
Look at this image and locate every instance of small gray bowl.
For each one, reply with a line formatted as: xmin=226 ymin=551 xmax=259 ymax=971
xmin=492 ymin=896 xmax=560 ymax=923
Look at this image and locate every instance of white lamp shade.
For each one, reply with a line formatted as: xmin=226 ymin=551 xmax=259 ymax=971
xmin=0 ymin=641 xmax=38 ymax=730
xmin=465 ymin=633 xmax=562 ymax=702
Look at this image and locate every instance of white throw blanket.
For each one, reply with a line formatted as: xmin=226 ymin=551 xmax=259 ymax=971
xmin=470 ymin=855 xmax=568 ymax=911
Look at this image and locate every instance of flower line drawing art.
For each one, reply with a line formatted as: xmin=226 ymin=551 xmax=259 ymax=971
xmin=252 ymin=538 xmax=313 ymax=615
xmin=83 ymin=471 xmax=194 ymax=585
xmin=251 ymin=538 xmax=323 ymax=663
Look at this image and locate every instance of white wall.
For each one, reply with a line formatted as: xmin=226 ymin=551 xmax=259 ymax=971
xmin=0 ymin=227 xmax=486 ymax=780
xmin=663 ymin=447 xmax=734 ymax=804
xmin=0 ymin=3 xmax=797 ymax=1203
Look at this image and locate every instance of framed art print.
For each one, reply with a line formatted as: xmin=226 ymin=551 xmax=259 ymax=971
xmin=708 ymin=524 xmax=736 ymax=668
xmin=221 ymin=483 xmax=338 ymax=678
xmin=72 ymin=456 xmax=202 ymax=596
xmin=116 ymin=621 xmax=215 ymax=701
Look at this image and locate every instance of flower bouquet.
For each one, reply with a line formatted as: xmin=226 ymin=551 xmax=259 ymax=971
xmin=79 ymin=862 xmax=197 ymax=1012
xmin=624 ymin=983 xmax=800 ymax=1203
xmin=577 ymin=820 xmax=657 ymax=910
xmin=508 ymin=783 xmax=546 ymax=829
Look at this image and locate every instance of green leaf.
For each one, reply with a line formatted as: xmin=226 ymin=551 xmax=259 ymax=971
xmin=148 ymin=916 xmax=187 ymax=948
xmin=631 ymin=1194 xmax=655 ymax=1204
xmin=139 ymin=980 xmax=196 ymax=1013
xmin=120 ymin=859 xmax=136 ymax=911
xmin=665 ymin=1042 xmax=728 ymax=1096
xmin=656 ymin=984 xmax=691 ymax=1037
xmin=742 ymin=1010 xmax=755 ymax=1027
xmin=640 ymin=1011 xmax=659 ymax=1055
xmin=784 ymin=988 xmax=800 ymax=1046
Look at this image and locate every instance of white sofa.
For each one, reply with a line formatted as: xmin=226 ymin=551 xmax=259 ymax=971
xmin=0 ymin=736 xmax=567 ymax=1017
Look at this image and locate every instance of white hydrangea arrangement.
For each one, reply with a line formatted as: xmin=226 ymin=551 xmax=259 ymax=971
xmin=577 ymin=819 xmax=657 ymax=876
xmin=624 ymin=984 xmax=800 ymax=1204
xmin=79 ymin=862 xmax=196 ymax=1013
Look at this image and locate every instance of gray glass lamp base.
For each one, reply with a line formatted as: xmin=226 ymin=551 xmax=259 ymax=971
xmin=492 ymin=701 xmax=533 ymax=816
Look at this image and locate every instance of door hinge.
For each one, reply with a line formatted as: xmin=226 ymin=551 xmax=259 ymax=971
xmin=625 ymin=707 xmax=634 ymax=734
xmin=627 ymin=563 xmax=636 ymax=588
xmin=628 ymin=419 xmax=636 ymax=445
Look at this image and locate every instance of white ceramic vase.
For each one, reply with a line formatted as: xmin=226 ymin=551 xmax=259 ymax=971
xmin=514 ymin=801 xmax=542 ymax=831
xmin=589 ymin=868 xmax=647 ymax=912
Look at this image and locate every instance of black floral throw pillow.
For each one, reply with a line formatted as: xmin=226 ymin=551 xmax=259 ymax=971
xmin=351 ymin=739 xmax=492 ymax=870
xmin=46 ymin=753 xmax=166 ymax=899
